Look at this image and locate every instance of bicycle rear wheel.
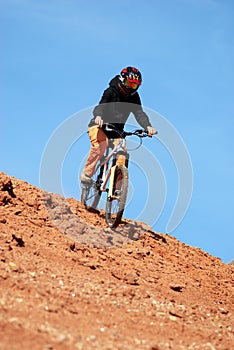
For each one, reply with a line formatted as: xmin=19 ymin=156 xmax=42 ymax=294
xmin=81 ymin=184 xmax=101 ymax=209
xmin=105 ymin=165 xmax=128 ymax=228
xmin=81 ymin=179 xmax=102 ymax=210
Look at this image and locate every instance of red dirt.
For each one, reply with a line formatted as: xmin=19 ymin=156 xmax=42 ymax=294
xmin=0 ymin=171 xmax=233 ymax=350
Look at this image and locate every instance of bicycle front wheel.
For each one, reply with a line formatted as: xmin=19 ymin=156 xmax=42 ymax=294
xmin=105 ymin=165 xmax=128 ymax=228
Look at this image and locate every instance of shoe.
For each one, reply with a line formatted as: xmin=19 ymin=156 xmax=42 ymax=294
xmin=80 ymin=173 xmax=92 ymax=184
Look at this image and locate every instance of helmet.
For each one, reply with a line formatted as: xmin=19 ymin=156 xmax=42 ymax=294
xmin=119 ymin=66 xmax=142 ymax=93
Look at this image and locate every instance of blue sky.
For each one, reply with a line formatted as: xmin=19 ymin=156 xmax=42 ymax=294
xmin=1 ymin=0 xmax=233 ymax=262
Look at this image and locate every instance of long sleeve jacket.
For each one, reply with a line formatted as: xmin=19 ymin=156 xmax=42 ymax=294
xmin=88 ymin=76 xmax=152 ymax=137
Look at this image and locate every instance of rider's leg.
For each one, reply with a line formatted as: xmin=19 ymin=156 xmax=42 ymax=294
xmin=81 ymin=126 xmax=108 ymax=180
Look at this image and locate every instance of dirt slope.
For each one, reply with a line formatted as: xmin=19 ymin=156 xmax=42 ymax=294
xmin=0 ymin=172 xmax=233 ymax=350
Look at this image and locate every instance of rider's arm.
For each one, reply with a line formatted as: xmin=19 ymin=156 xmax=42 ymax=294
xmin=131 ymin=93 xmax=157 ymax=135
xmin=88 ymin=88 xmax=113 ymax=128
xmin=93 ymin=88 xmax=113 ymax=119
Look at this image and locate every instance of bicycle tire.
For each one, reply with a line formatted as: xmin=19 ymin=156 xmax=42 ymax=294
xmin=105 ymin=164 xmax=128 ymax=228
xmin=80 ymin=162 xmax=105 ymax=210
xmin=81 ymin=180 xmax=102 ymax=210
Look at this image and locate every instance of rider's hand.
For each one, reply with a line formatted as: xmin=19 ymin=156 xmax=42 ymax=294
xmin=147 ymin=126 xmax=157 ymax=136
xmin=95 ymin=116 xmax=104 ymax=127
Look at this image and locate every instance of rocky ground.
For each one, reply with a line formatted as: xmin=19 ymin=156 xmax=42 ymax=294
xmin=0 ymin=172 xmax=233 ymax=350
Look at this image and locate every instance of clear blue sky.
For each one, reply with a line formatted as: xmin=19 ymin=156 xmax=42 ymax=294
xmin=1 ymin=0 xmax=233 ymax=262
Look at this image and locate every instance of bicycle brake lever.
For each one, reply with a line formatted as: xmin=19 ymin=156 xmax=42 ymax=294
xmin=133 ymin=129 xmax=145 ymax=136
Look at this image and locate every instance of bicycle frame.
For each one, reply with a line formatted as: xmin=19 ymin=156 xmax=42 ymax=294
xmin=94 ymin=137 xmax=127 ymax=196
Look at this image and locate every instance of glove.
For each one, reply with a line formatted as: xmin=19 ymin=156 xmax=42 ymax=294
xmin=95 ymin=116 xmax=104 ymax=127
xmin=147 ymin=126 xmax=157 ymax=136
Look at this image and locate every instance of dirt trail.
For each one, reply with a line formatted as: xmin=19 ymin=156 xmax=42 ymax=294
xmin=0 ymin=172 xmax=233 ymax=350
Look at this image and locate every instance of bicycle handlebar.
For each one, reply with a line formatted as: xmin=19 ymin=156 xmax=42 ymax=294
xmin=123 ymin=129 xmax=148 ymax=138
xmin=104 ymin=123 xmax=151 ymax=138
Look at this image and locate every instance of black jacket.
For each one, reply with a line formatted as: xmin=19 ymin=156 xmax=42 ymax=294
xmin=88 ymin=76 xmax=151 ymax=138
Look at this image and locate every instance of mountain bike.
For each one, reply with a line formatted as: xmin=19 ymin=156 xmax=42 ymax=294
xmin=81 ymin=125 xmax=149 ymax=228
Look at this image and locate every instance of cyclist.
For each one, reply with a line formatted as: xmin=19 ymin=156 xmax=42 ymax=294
xmin=80 ymin=66 xmax=157 ymax=183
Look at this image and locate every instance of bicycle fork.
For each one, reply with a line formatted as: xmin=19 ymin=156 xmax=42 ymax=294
xmin=108 ymin=165 xmax=117 ymax=199
xmin=108 ymin=157 xmax=129 ymax=200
